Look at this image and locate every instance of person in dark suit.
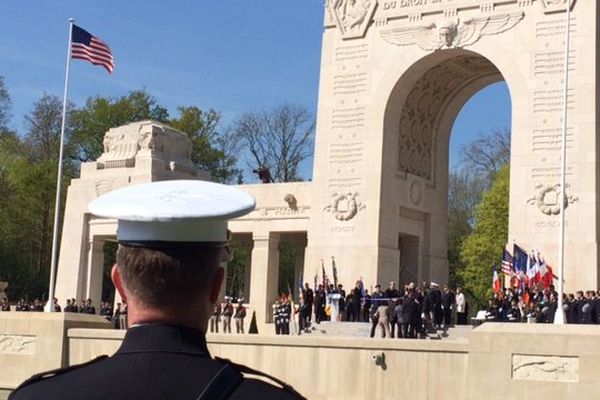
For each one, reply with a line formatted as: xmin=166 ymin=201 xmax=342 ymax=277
xmin=441 ymin=285 xmax=454 ymax=329
xmin=301 ymin=283 xmax=313 ymax=324
xmin=10 ymin=180 xmax=304 ymax=400
xmin=566 ymin=293 xmax=578 ymax=324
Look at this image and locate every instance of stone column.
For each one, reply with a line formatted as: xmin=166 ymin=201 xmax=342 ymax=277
xmin=85 ymin=239 xmax=105 ymax=309
xmin=243 ymin=249 xmax=252 ymax=303
xmin=249 ymin=232 xmax=280 ymax=329
xmin=292 ymin=237 xmax=307 ymax=299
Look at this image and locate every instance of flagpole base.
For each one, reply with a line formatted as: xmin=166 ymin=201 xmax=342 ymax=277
xmin=553 ymin=308 xmax=566 ymax=325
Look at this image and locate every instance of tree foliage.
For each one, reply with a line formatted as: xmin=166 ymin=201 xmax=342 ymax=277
xmin=456 ymin=165 xmax=510 ymax=307
xmin=460 ymin=129 xmax=510 ymax=178
xmin=233 ymin=104 xmax=314 ymax=182
xmin=0 ymin=77 xmax=11 ymax=130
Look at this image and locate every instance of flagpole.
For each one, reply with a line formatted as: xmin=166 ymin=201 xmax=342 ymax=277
xmin=45 ymin=18 xmax=75 ymax=312
xmin=554 ymin=3 xmax=571 ymax=325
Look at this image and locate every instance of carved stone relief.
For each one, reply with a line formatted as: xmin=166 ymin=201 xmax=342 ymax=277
xmin=324 ymin=192 xmax=366 ymax=221
xmin=526 ymin=183 xmax=578 ymax=215
xmin=95 ymin=179 xmax=114 ymax=197
xmin=97 ymin=121 xmax=195 ymax=174
xmin=409 ymin=181 xmax=422 ymax=205
xmin=381 ymin=12 xmax=524 ymax=51
xmin=512 ymin=354 xmax=579 ymax=382
xmin=398 ymin=56 xmax=499 ymax=180
xmin=0 ymin=334 xmax=36 ymax=355
xmin=540 ymin=0 xmax=576 ymax=14
xmin=329 ymin=0 xmax=378 ymax=40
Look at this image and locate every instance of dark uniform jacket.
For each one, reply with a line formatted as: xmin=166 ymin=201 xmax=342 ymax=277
xmin=10 ymin=324 xmax=304 ymax=400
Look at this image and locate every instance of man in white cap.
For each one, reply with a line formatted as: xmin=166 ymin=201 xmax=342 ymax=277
xmin=10 ymin=180 xmax=304 ymax=400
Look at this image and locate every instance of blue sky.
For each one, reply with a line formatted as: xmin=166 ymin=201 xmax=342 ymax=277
xmin=0 ymin=1 xmax=510 ymax=176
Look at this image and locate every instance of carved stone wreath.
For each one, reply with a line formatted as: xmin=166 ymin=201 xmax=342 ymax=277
xmin=527 ymin=184 xmax=578 ymax=215
xmin=324 ymin=192 xmax=366 ymax=221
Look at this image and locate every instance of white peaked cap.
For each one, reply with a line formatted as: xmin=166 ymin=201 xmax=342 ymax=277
xmin=88 ymin=180 xmax=256 ymax=244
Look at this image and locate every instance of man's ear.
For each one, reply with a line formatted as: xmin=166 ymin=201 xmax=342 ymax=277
xmin=111 ymin=264 xmax=128 ymax=304
xmin=209 ymin=266 xmax=225 ymax=304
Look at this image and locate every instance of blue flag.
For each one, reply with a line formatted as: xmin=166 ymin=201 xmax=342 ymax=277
xmin=513 ymin=244 xmax=528 ymax=274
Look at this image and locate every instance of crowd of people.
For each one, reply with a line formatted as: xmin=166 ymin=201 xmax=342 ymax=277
xmin=486 ymin=287 xmax=600 ymax=324
xmin=0 ymin=297 xmax=128 ymax=329
xmin=270 ymin=280 xmax=468 ymax=338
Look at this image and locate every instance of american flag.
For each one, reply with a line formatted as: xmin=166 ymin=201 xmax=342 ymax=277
xmin=71 ymin=25 xmax=114 ymax=73
xmin=501 ymin=248 xmax=513 ymax=275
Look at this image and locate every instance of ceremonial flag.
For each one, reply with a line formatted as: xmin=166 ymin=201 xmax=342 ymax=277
xmin=71 ymin=24 xmax=115 ymax=73
xmin=332 ymin=257 xmax=338 ymax=288
xmin=540 ymin=258 xmax=554 ymax=288
xmin=513 ymin=244 xmax=528 ymax=291
xmin=493 ymin=267 xmax=501 ymax=294
xmin=526 ymin=253 xmax=536 ymax=286
xmin=321 ymin=260 xmax=329 ymax=288
xmin=501 ymin=248 xmax=513 ymax=275
xmin=534 ymin=253 xmax=542 ymax=284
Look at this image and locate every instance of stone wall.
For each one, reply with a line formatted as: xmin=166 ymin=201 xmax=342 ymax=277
xmin=3 ymin=314 xmax=600 ymax=399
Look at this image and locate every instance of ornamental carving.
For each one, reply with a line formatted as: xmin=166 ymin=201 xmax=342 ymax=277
xmin=527 ymin=183 xmax=578 ymax=215
xmin=398 ymin=56 xmax=499 ymax=180
xmin=381 ymin=12 xmax=524 ymax=51
xmin=97 ymin=121 xmax=195 ymax=174
xmin=512 ymin=354 xmax=579 ymax=382
xmin=540 ymin=0 xmax=576 ymax=14
xmin=324 ymin=192 xmax=366 ymax=221
xmin=0 ymin=335 xmax=36 ymax=354
xmin=329 ymin=0 xmax=378 ymax=40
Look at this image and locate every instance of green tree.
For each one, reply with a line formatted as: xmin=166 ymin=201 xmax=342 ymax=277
xmin=70 ymin=90 xmax=169 ymax=162
xmin=170 ymin=107 xmax=239 ymax=183
xmin=457 ymin=164 xmax=509 ymax=308
xmin=447 ymin=172 xmax=486 ymax=287
xmin=0 ymin=94 xmax=73 ymax=300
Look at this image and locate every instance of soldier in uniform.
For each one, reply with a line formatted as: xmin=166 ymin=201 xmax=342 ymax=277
xmin=210 ymin=302 xmax=221 ymax=333
xmin=9 ymin=180 xmax=304 ymax=400
xmin=222 ymin=297 xmax=234 ymax=334
xmin=234 ymin=300 xmax=247 ymax=334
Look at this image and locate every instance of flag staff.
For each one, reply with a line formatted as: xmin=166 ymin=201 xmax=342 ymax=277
xmin=554 ymin=2 xmax=571 ymax=325
xmin=46 ymin=18 xmax=75 ymax=312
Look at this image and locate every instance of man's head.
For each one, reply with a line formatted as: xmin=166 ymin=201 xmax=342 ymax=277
xmin=305 ymin=282 xmax=310 ymax=289
xmin=113 ymin=244 xmax=224 ymax=312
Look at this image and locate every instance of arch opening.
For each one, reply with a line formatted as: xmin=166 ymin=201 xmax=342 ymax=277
xmin=380 ymin=49 xmax=511 ymax=288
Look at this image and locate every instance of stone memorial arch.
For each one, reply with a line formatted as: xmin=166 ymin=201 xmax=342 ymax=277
xmin=304 ymin=0 xmax=597 ymax=292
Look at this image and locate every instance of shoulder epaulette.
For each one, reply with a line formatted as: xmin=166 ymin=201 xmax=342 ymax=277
xmin=214 ymin=357 xmax=307 ymax=399
xmin=9 ymin=355 xmax=109 ymax=398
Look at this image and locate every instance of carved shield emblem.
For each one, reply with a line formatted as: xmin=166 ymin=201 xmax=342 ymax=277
xmin=329 ymin=0 xmax=378 ymax=40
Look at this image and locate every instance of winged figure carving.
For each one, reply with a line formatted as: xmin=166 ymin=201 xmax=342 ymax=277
xmin=380 ymin=12 xmax=524 ymax=51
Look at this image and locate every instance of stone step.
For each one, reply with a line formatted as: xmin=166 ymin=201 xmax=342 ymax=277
xmin=298 ymin=321 xmax=473 ymax=341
